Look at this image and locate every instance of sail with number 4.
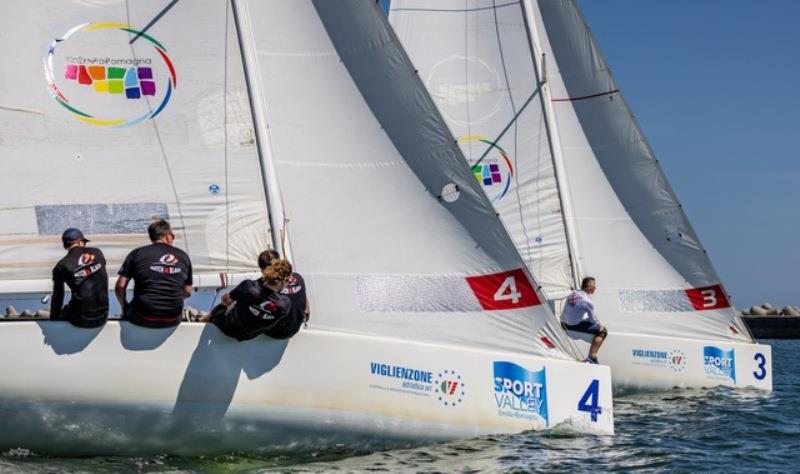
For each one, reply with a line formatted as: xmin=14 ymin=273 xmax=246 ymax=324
xmin=0 ymin=0 xmax=613 ymax=455
xmin=390 ymin=0 xmax=771 ymax=391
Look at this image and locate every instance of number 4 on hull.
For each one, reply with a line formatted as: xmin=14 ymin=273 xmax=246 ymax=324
xmin=578 ymin=379 xmax=602 ymax=422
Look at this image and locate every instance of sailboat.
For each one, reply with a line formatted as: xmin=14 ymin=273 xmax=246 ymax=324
xmin=0 ymin=0 xmax=612 ymax=455
xmin=388 ymin=0 xmax=771 ymax=392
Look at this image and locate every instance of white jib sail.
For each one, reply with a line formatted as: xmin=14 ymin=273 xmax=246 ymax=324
xmin=389 ymin=0 xmax=575 ymax=297
xmin=0 ymin=0 xmax=271 ymax=290
xmin=390 ymin=0 xmax=751 ymax=343
xmin=239 ymin=0 xmax=575 ymax=357
xmin=526 ymin=0 xmax=751 ymax=342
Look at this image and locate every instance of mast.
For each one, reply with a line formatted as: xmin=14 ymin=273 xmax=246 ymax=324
xmin=521 ymin=0 xmax=582 ymax=291
xmin=230 ymin=0 xmax=293 ymax=262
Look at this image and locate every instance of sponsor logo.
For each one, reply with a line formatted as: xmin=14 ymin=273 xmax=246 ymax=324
xmin=631 ymin=348 xmax=668 ymax=367
xmin=77 ymin=253 xmax=95 ymax=266
xmin=703 ymin=346 xmax=736 ymax=382
xmin=631 ymin=348 xmax=688 ymax=372
xmin=669 ymin=349 xmax=687 ymax=372
xmin=493 ymin=361 xmax=548 ymax=425
xmin=45 ymin=22 xmax=177 ymax=127
xmin=368 ymin=363 xmax=468 ymax=408
xmin=457 ymin=135 xmax=514 ymax=203
xmin=74 ymin=263 xmax=102 ymax=279
xmin=159 ymin=254 xmax=178 ymax=265
xmin=434 ymin=369 xmax=465 ymax=407
xmin=150 ymin=254 xmax=181 ymax=275
xmin=281 ymin=275 xmax=303 ymax=295
xmin=249 ymin=300 xmax=278 ymax=320
xmin=369 ymin=362 xmax=434 ymax=396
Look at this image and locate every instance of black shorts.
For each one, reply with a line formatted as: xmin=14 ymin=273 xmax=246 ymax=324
xmin=563 ymin=320 xmax=604 ymax=336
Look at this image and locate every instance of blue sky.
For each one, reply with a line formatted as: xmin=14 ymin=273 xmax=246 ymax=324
xmin=577 ymin=0 xmax=800 ymax=308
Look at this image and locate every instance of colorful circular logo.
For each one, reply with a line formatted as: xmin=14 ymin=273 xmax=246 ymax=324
xmin=434 ymin=369 xmax=465 ymax=407
xmin=669 ymin=350 xmax=687 ymax=372
xmin=457 ymin=135 xmax=514 ymax=203
xmin=44 ymin=22 xmax=177 ymax=127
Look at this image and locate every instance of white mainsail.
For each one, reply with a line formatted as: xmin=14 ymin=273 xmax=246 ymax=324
xmin=0 ymin=0 xmax=271 ymax=291
xmin=240 ymin=0 xmax=574 ymax=356
xmin=389 ymin=0 xmax=751 ymax=343
xmin=528 ymin=0 xmax=752 ymax=342
xmin=388 ymin=0 xmax=575 ymax=297
xmin=0 ymin=0 xmax=614 ymax=454
xmin=390 ymin=0 xmax=771 ymax=392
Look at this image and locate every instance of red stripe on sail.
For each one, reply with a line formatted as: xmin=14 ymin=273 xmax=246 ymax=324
xmin=685 ymin=284 xmax=731 ymax=311
xmin=465 ymin=268 xmax=540 ymax=311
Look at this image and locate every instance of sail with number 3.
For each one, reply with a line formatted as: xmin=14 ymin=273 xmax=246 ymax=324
xmin=389 ymin=0 xmax=771 ymax=392
xmin=0 ymin=0 xmax=613 ymax=455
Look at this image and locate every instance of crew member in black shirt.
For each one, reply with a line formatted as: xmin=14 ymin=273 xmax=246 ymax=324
xmin=257 ymin=249 xmax=309 ymax=338
xmin=50 ymin=228 xmax=109 ymax=327
xmin=115 ymin=220 xmax=193 ymax=327
xmin=212 ymin=259 xmax=293 ymax=341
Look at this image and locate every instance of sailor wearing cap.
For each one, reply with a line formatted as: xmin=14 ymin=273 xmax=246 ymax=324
xmin=50 ymin=228 xmax=109 ymax=327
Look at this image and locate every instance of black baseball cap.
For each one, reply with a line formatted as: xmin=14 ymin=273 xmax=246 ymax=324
xmin=61 ymin=228 xmax=89 ymax=246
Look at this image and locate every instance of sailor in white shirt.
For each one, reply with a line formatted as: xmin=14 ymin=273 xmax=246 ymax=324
xmin=561 ymin=277 xmax=607 ymax=364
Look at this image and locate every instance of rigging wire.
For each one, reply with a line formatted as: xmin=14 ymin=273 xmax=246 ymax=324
xmin=490 ymin=0 xmax=537 ymax=274
xmin=124 ymin=0 xmax=190 ymax=254
xmin=224 ymin=0 xmax=231 ymax=273
xmin=463 ymin=0 xmax=473 ymax=164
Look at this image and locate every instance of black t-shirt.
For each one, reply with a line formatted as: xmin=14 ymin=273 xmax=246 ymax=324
xmin=118 ymin=243 xmax=192 ymax=324
xmin=51 ymin=246 xmax=109 ymax=326
xmin=269 ymin=272 xmax=307 ymax=339
xmin=213 ymin=279 xmax=291 ymax=341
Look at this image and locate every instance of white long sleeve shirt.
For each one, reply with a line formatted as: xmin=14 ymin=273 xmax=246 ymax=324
xmin=560 ymin=290 xmax=598 ymax=326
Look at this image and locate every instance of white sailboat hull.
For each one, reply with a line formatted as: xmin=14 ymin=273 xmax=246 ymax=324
xmin=565 ymin=331 xmax=772 ymax=393
xmin=0 ymin=321 xmax=613 ymax=455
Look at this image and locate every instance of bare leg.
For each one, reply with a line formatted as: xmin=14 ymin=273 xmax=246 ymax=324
xmin=589 ymin=327 xmax=608 ymax=359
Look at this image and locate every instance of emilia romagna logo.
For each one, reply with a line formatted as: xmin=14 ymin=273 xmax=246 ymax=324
xmin=493 ymin=361 xmax=548 ymax=425
xmin=703 ymin=346 xmax=736 ymax=382
xmin=45 ymin=22 xmax=177 ymax=127
xmin=457 ymin=135 xmax=514 ymax=203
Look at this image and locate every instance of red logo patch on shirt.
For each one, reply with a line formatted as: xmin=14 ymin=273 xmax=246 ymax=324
xmin=465 ymin=268 xmax=541 ymax=310
xmin=77 ymin=253 xmax=95 ymax=266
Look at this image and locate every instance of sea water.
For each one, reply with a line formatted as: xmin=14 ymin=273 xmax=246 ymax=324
xmin=1 ymin=339 xmax=797 ymax=473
